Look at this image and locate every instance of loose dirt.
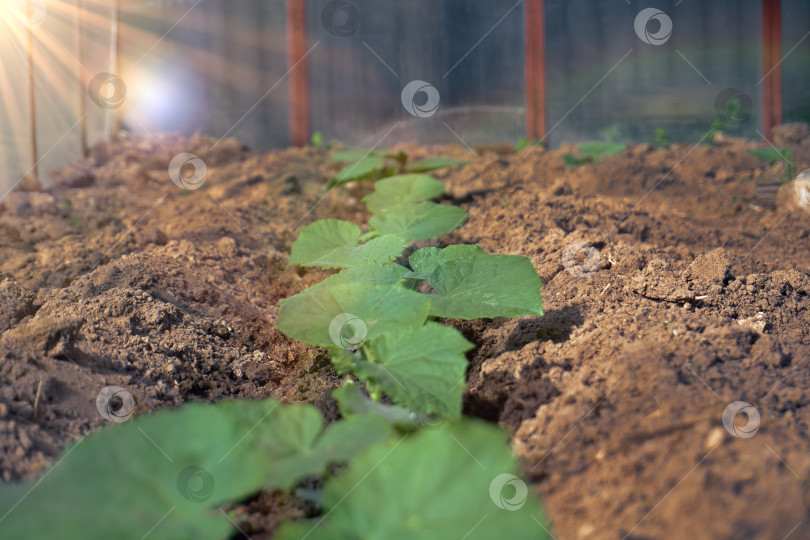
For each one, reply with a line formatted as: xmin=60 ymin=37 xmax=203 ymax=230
xmin=1 ymin=125 xmax=809 ymax=539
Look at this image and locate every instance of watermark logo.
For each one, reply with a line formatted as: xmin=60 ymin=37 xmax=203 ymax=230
xmin=96 ymin=386 xmax=135 ymax=423
xmin=561 ymin=241 xmax=600 ymax=278
xmin=722 ymin=401 xmax=760 ymax=439
xmin=794 ymin=169 xmax=810 ymax=209
xmin=321 ymin=0 xmax=360 ymax=37
xmin=489 ymin=473 xmax=529 ymax=511
xmin=10 ymin=0 xmax=47 ymax=29
xmin=88 ymin=73 xmax=127 ymax=110
xmin=714 ymin=88 xmax=753 ymax=125
xmin=176 ymin=466 xmax=215 ymax=503
xmin=168 ymin=153 xmax=207 ymax=190
xmin=411 ymin=394 xmax=448 ymax=430
xmin=634 ymin=8 xmax=672 ymax=46
xmin=401 ymin=80 xmax=440 ymax=118
xmin=329 ymin=313 xmax=368 ymax=350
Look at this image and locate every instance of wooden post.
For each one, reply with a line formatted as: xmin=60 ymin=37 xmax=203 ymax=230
xmin=77 ymin=0 xmax=88 ymax=157
xmin=26 ymin=0 xmax=39 ymax=184
xmin=287 ymin=0 xmax=310 ymax=146
xmin=111 ymin=0 xmax=122 ymax=136
xmin=761 ymin=0 xmax=782 ymax=140
xmin=525 ymin=0 xmax=546 ymax=140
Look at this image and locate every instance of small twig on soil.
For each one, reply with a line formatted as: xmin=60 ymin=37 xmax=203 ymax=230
xmin=695 ymin=295 xmax=708 ymax=300
xmin=600 ymin=282 xmax=612 ymax=295
xmin=33 ymin=377 xmax=43 ymax=417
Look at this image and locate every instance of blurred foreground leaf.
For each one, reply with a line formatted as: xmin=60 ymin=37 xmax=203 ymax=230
xmin=275 ymin=419 xmax=551 ymax=540
xmin=0 ymin=400 xmax=389 ymax=540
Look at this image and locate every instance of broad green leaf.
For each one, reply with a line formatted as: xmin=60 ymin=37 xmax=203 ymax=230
xmin=0 ymin=400 xmax=390 ymax=540
xmin=369 ymin=202 xmax=468 ymax=240
xmin=289 ymin=219 xmax=408 ymax=269
xmin=305 ymin=263 xmax=410 ymax=294
xmin=275 ymin=420 xmax=551 ymax=540
xmin=409 ymin=244 xmax=481 ymax=276
xmin=405 ymin=157 xmax=467 ymax=173
xmin=275 ymin=283 xmax=430 ymax=346
xmin=416 ymin=245 xmax=543 ymax=319
xmin=329 ymin=156 xmax=386 ymax=188
xmin=362 ymin=174 xmax=446 ymax=213
xmin=350 ymin=323 xmax=474 ymax=418
xmin=330 ymin=149 xmax=383 ymax=162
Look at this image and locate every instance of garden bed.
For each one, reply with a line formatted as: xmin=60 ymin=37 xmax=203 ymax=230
xmin=1 ymin=125 xmax=809 ymax=539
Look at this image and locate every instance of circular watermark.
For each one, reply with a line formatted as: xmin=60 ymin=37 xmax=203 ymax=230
xmin=401 ymin=80 xmax=440 ymax=118
xmin=489 ymin=473 xmax=529 ymax=511
xmin=714 ymin=88 xmax=753 ymax=125
xmin=410 ymin=393 xmax=448 ymax=430
xmin=561 ymin=241 xmax=600 ymax=278
xmin=176 ymin=466 xmax=215 ymax=503
xmin=88 ymin=72 xmax=127 ymax=110
xmin=794 ymin=169 xmax=810 ymax=209
xmin=722 ymin=401 xmax=760 ymax=439
xmin=10 ymin=0 xmax=47 ymax=29
xmin=168 ymin=153 xmax=207 ymax=190
xmin=634 ymin=8 xmax=672 ymax=46
xmin=329 ymin=313 xmax=368 ymax=350
xmin=96 ymin=386 xmax=135 ymax=423
xmin=321 ymin=0 xmax=359 ymax=37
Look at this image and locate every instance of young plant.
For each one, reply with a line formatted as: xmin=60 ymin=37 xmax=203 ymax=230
xmin=515 ymin=137 xmax=545 ymax=151
xmin=278 ymin=171 xmax=542 ymax=418
xmin=328 ymin=148 xmax=466 ymax=189
xmin=749 ymin=147 xmax=797 ymax=184
xmin=562 ymin=124 xmax=626 ymax=167
xmin=653 ymin=127 xmax=670 ymax=149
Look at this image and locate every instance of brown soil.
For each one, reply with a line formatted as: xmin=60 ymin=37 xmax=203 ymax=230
xmin=1 ymin=125 xmax=810 ymax=539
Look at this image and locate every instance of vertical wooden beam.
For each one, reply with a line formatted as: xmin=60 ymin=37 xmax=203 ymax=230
xmin=525 ymin=0 xmax=546 ymax=140
xmin=77 ymin=0 xmax=88 ymax=157
xmin=111 ymin=0 xmax=122 ymax=136
xmin=762 ymin=0 xmax=782 ymax=140
xmin=26 ymin=0 xmax=39 ymax=184
xmin=287 ymin=0 xmax=310 ymax=146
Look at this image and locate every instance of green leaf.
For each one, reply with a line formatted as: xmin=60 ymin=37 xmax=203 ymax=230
xmin=328 ymin=156 xmax=386 ymax=188
xmin=405 ymin=157 xmax=467 ymax=173
xmin=306 ymin=263 xmax=411 ymax=294
xmin=350 ymin=322 xmax=474 ymax=419
xmin=330 ymin=149 xmax=383 ymax=162
xmin=311 ymin=132 xmax=324 ymax=147
xmin=275 ymin=420 xmax=551 ymax=540
xmin=562 ymin=153 xmax=593 ymax=167
xmin=289 ymin=219 xmax=408 ymax=269
xmin=414 ymin=245 xmax=543 ymax=319
xmin=749 ymin=147 xmax=791 ymax=165
xmin=577 ymin=141 xmax=626 ymax=159
xmin=0 ymin=400 xmax=390 ymax=540
xmin=369 ymin=202 xmax=468 ymax=240
xmin=333 ymin=381 xmax=425 ymax=429
xmin=362 ymin=174 xmax=447 ymax=213
xmin=409 ymin=244 xmax=480 ymax=276
xmin=276 ymin=283 xmax=430 ymax=347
